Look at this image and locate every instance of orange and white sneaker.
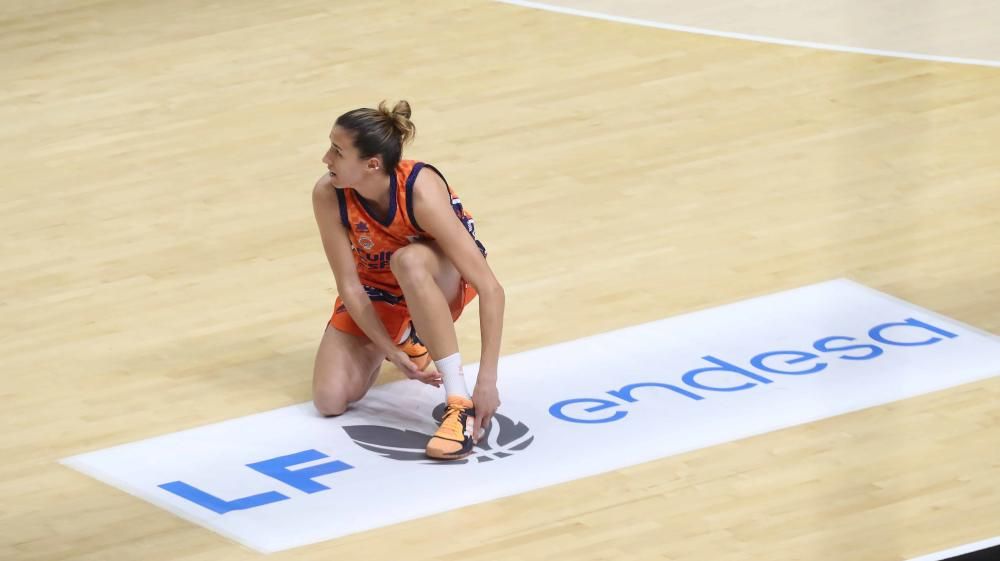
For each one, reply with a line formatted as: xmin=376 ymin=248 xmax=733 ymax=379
xmin=425 ymin=395 xmax=476 ymax=460
xmin=396 ymin=323 xmax=432 ymax=371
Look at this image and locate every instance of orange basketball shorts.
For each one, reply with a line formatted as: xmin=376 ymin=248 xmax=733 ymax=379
xmin=329 ymin=280 xmax=477 ymax=343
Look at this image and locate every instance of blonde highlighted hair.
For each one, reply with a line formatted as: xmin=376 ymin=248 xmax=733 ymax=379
xmin=335 ymin=100 xmax=416 ymax=172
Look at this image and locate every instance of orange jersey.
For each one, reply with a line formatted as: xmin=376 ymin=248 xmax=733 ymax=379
xmin=334 ymin=160 xmax=486 ymax=299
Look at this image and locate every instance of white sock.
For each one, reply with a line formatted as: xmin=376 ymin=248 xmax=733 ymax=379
xmin=434 ymin=352 xmax=470 ymax=398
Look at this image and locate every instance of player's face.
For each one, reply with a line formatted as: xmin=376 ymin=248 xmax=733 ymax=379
xmin=323 ymin=126 xmax=380 ymax=189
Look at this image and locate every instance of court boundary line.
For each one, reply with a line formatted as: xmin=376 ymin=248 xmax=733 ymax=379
xmin=495 ymin=0 xmax=1000 ymax=68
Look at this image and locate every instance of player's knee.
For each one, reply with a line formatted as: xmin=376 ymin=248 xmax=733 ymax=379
xmin=313 ymin=387 xmax=349 ymax=417
xmin=313 ymin=379 xmax=372 ymax=416
xmin=314 ymin=397 xmax=348 ymax=417
xmin=389 ymin=244 xmax=431 ymax=284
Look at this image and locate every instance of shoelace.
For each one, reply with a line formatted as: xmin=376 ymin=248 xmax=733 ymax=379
xmin=438 ymin=404 xmax=467 ymax=440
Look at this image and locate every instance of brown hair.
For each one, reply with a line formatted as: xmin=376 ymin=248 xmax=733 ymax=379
xmin=334 ymin=100 xmax=416 ymax=172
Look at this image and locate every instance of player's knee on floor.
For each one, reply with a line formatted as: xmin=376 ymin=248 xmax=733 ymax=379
xmin=313 ymin=381 xmax=371 ymax=416
xmin=314 ymin=396 xmax=347 ymax=417
xmin=313 ymin=386 xmax=350 ymax=417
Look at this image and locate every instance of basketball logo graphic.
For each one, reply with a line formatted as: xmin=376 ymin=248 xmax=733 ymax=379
xmin=343 ymin=404 xmax=533 ymax=465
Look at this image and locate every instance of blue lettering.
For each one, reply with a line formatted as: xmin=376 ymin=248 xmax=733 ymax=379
xmin=750 ymin=350 xmax=827 ymax=375
xmin=813 ymin=336 xmax=883 ymax=360
xmin=158 ymin=449 xmax=353 ymax=514
xmin=248 ymin=449 xmax=354 ymax=494
xmin=158 ymin=482 xmax=288 ymax=515
xmin=548 ymin=317 xmax=964 ymax=425
xmin=681 ymin=356 xmax=772 ymax=392
xmin=608 ymin=382 xmax=704 ymax=403
xmin=549 ymin=398 xmax=627 ymax=424
xmin=869 ymin=318 xmax=958 ymax=347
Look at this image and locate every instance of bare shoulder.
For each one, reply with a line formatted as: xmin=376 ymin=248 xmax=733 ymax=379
xmin=412 ymin=165 xmax=450 ymax=205
xmin=312 ymin=173 xmax=337 ymax=202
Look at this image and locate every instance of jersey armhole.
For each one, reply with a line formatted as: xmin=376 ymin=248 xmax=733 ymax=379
xmin=335 ymin=188 xmax=349 ymax=228
xmin=404 ymin=162 xmax=451 ymax=232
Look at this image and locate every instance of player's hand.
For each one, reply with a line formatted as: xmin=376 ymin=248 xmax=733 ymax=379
xmin=472 ymin=379 xmax=500 ymax=442
xmin=388 ymin=350 xmax=442 ymax=387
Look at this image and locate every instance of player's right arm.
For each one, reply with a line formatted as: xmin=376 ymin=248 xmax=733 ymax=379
xmin=311 ymin=176 xmax=414 ymax=366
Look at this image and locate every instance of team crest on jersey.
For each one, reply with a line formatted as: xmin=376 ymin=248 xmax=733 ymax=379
xmin=358 ymin=235 xmax=375 ymax=251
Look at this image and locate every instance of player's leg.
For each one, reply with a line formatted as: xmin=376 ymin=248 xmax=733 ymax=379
xmin=389 ymin=241 xmax=464 ymax=360
xmin=312 ymin=323 xmax=385 ymax=416
xmin=389 ymin=241 xmax=478 ymax=459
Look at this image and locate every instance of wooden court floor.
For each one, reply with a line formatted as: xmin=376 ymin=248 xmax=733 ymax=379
xmin=1 ymin=0 xmax=998 ymax=559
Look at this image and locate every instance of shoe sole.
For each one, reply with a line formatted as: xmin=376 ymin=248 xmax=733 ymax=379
xmin=425 ymin=450 xmax=473 ymax=460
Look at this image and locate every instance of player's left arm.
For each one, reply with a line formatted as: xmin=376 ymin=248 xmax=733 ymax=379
xmin=412 ymin=169 xmax=505 ymax=439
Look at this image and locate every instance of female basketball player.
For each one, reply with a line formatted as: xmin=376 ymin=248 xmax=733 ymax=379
xmin=311 ymin=100 xmax=504 ymax=460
